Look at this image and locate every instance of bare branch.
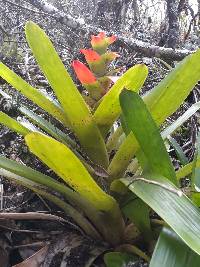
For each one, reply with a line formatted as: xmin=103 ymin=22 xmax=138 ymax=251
xmin=19 ymin=0 xmax=195 ymax=61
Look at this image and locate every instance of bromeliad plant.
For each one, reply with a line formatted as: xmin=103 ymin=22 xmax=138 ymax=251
xmin=1 ymin=21 xmax=200 ymax=265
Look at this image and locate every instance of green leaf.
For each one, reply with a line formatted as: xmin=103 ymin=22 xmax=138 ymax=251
xmin=0 ymin=155 xmax=74 ymax=198
xmin=0 ymin=155 xmax=111 ymax=233
xmin=150 ymin=227 xmax=200 ymax=267
xmin=109 ymin=50 xmax=200 ymax=178
xmin=120 ymin=90 xmax=177 ymax=184
xmin=122 ymin=196 xmax=152 ymax=242
xmin=25 ymin=132 xmax=124 ymax=245
xmin=19 ymin=106 xmax=76 ymax=149
xmin=121 ymin=175 xmax=200 ymax=256
xmin=167 ymin=136 xmax=188 ymax=165
xmin=104 ymin=252 xmax=137 ymax=267
xmin=190 ymin=133 xmax=200 ymax=205
xmin=108 ymin=132 xmax=139 ymax=178
xmin=94 ymin=64 xmax=148 ymax=136
xmin=0 ymin=111 xmax=31 ymax=136
xmin=25 ymin=132 xmax=111 ymax=209
xmin=25 ymin=21 xmax=108 ymax=168
xmin=0 ymin=62 xmax=68 ymax=126
xmin=0 ymin=168 xmax=100 ymax=239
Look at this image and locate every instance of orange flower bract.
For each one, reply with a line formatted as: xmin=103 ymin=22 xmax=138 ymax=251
xmin=80 ymin=49 xmax=101 ymax=62
xmin=72 ymin=60 xmax=96 ymax=84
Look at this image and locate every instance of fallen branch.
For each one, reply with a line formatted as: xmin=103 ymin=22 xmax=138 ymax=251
xmin=18 ymin=0 xmax=196 ymax=60
xmin=0 ymin=212 xmax=67 ymax=222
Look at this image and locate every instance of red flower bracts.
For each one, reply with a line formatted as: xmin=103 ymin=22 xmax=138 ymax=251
xmin=80 ymin=49 xmax=101 ymax=63
xmin=72 ymin=60 xmax=96 ymax=84
xmin=72 ymin=32 xmax=119 ymax=106
xmin=91 ymin=32 xmax=117 ymax=54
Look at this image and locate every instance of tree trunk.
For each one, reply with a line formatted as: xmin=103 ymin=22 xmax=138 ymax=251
xmin=166 ymin=0 xmax=180 ymax=48
xmin=95 ymin=0 xmax=131 ymax=31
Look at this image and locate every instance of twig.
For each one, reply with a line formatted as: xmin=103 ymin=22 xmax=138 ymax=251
xmin=12 ymin=241 xmax=49 ymax=250
xmin=184 ymin=12 xmax=199 ymax=41
xmin=0 ymin=212 xmax=67 ymax=222
xmin=0 ymin=224 xmax=41 ymax=233
xmin=3 ymin=0 xmax=52 ymax=16
xmin=128 ymin=177 xmax=183 ymax=197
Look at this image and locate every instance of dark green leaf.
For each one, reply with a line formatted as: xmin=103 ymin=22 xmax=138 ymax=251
xmin=120 ymin=90 xmax=177 ymax=185
xmin=150 ymin=227 xmax=200 ymax=267
xmin=121 ymin=175 xmax=200 ymax=256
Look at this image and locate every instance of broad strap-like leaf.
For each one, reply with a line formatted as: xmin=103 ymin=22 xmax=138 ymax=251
xmin=0 ymin=155 xmax=109 ymax=227
xmin=120 ymin=90 xmax=177 ymax=184
xmin=94 ymin=64 xmax=148 ymax=136
xmin=25 ymin=132 xmax=124 ymax=245
xmin=25 ymin=133 xmax=112 ymax=210
xmin=0 ymin=155 xmax=75 ymax=199
xmin=191 ymin=133 xmax=200 ymax=189
xmin=109 ymin=49 xmax=200 ymax=178
xmin=0 ymin=63 xmax=68 ymax=126
xmin=150 ymin=227 xmax=200 ymax=267
xmin=109 ymin=101 xmax=200 ymax=178
xmin=121 ymin=175 xmax=200 ymax=256
xmin=25 ymin=21 xmax=108 ymax=168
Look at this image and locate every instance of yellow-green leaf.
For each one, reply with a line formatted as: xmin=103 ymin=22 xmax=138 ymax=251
xmin=0 ymin=111 xmax=31 ymax=136
xmin=25 ymin=21 xmax=108 ymax=168
xmin=0 ymin=63 xmax=68 ymax=126
xmin=94 ymin=64 xmax=148 ymax=136
xmin=25 ymin=132 xmax=124 ymax=245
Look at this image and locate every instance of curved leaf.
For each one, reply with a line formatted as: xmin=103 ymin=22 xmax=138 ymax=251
xmin=20 ymin=106 xmax=76 ymax=148
xmin=25 ymin=132 xmax=124 ymax=245
xmin=144 ymin=49 xmax=200 ymax=124
xmin=176 ymin=158 xmax=200 ymax=180
xmin=0 ymin=168 xmax=100 ymax=239
xmin=161 ymin=101 xmax=200 ymax=138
